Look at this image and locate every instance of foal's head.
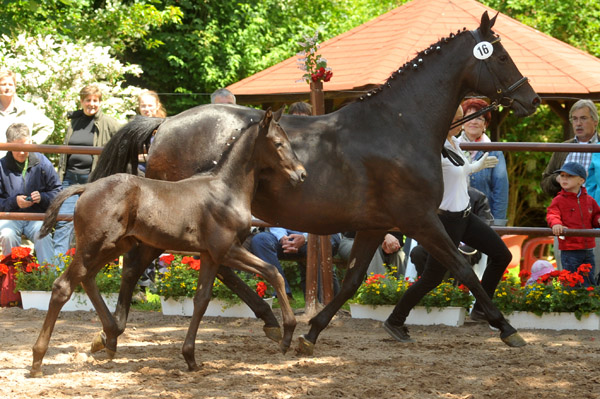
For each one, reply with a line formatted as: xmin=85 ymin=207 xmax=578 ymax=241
xmin=255 ymin=107 xmax=306 ymax=186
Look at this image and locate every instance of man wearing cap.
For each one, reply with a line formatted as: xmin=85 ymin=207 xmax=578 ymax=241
xmin=547 ymin=162 xmax=600 ymax=286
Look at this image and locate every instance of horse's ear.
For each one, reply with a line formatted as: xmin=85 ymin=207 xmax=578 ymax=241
xmin=479 ymin=11 xmax=498 ymax=35
xmin=273 ymin=106 xmax=285 ymax=122
xmin=261 ymin=107 xmax=273 ymax=128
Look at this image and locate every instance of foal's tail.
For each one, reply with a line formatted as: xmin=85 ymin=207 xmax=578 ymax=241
xmin=89 ymin=115 xmax=164 ymax=182
xmin=38 ymin=185 xmax=87 ymax=239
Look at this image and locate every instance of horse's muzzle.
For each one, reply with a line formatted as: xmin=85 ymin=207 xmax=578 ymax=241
xmin=292 ymin=167 xmax=307 ymax=185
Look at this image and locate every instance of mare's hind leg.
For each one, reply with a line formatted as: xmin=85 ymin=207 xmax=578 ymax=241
xmin=92 ymin=244 xmax=163 ymax=355
xmin=217 ymin=266 xmax=281 ymax=342
xmin=182 ymin=255 xmax=219 ymax=372
xmin=222 ymin=245 xmax=296 ymax=353
xmin=410 ymin=215 xmax=525 ymax=347
xmin=31 ymin=254 xmax=102 ymax=377
xmin=298 ymin=230 xmax=385 ymax=355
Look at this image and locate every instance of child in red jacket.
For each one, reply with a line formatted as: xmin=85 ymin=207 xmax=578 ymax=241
xmin=547 ymin=162 xmax=600 ymax=286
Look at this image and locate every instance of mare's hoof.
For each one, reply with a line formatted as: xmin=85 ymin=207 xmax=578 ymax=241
xmin=501 ymin=332 xmax=527 ymax=347
xmin=90 ymin=331 xmax=106 ymax=353
xmin=29 ymin=369 xmax=43 ymax=378
xmin=296 ymin=335 xmax=314 ymax=356
xmin=263 ymin=326 xmax=282 ymax=343
xmin=187 ymin=363 xmax=202 ymax=372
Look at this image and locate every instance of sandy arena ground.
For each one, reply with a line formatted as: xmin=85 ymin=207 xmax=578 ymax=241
xmin=1 ymin=306 xmax=599 ymax=399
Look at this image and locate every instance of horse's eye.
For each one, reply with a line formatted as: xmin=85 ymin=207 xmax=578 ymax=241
xmin=498 ymin=55 xmax=508 ymax=62
xmin=275 ymin=142 xmax=283 ymax=148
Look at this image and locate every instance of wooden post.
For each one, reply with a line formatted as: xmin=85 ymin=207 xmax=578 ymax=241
xmin=305 ymin=80 xmax=334 ymax=314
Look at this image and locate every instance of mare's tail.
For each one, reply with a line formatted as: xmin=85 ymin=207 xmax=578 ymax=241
xmin=38 ymin=185 xmax=87 ymax=239
xmin=89 ymin=115 xmax=164 ymax=182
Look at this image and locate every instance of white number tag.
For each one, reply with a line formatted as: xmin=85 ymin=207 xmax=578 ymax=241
xmin=473 ymin=41 xmax=493 ymax=60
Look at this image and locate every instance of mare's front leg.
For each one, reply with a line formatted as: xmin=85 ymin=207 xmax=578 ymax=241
xmin=298 ymin=230 xmax=385 ymax=355
xmin=91 ymin=244 xmax=163 ymax=355
xmin=217 ymin=266 xmax=281 ymax=342
xmin=31 ymin=255 xmax=96 ymax=377
xmin=182 ymin=255 xmax=219 ymax=371
xmin=223 ymin=245 xmax=296 ymax=353
xmin=413 ymin=214 xmax=525 ymax=347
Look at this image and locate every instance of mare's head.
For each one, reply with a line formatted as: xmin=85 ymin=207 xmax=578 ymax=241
xmin=255 ymin=107 xmax=307 ymax=186
xmin=466 ymin=11 xmax=540 ymax=116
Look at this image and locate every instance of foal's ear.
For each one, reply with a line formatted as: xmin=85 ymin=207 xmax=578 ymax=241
xmin=479 ymin=11 xmax=498 ymax=35
xmin=261 ymin=107 xmax=273 ymax=128
xmin=273 ymin=106 xmax=285 ymax=122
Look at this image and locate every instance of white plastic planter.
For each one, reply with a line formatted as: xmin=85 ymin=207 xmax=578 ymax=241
xmin=349 ymin=304 xmax=466 ymax=327
xmin=20 ymin=291 xmax=118 ymax=312
xmin=160 ymin=296 xmax=273 ymax=318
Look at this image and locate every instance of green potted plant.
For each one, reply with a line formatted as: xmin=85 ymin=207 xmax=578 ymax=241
xmin=349 ymin=268 xmax=472 ymax=326
xmin=13 ymin=247 xmax=122 ymax=311
xmin=155 ymin=254 xmax=271 ymax=317
xmin=493 ymin=264 xmax=600 ymax=330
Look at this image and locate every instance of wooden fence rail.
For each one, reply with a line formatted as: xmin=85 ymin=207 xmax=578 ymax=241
xmin=3 ymin=140 xmax=599 ymax=305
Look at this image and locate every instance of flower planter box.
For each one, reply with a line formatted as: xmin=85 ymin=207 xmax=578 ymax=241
xmin=506 ymin=311 xmax=600 ymax=330
xmin=349 ymin=304 xmax=466 ymax=327
xmin=20 ymin=291 xmax=118 ymax=312
xmin=160 ymin=296 xmax=273 ymax=318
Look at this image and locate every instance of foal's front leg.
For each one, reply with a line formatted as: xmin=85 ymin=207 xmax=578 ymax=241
xmin=182 ymin=255 xmax=219 ymax=371
xmin=223 ymin=245 xmax=296 ymax=354
xmin=217 ymin=266 xmax=281 ymax=342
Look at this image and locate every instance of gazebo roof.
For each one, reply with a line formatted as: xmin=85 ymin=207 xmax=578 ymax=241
xmin=228 ymin=0 xmax=600 ymax=105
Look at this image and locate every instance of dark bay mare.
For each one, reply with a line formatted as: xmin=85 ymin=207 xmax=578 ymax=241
xmin=86 ymin=12 xmax=540 ymax=360
xmin=30 ymin=109 xmax=306 ymax=376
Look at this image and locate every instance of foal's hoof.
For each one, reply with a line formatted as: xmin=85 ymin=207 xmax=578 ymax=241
xmin=296 ymin=335 xmax=314 ymax=356
xmin=90 ymin=331 xmax=106 ymax=353
xmin=29 ymin=369 xmax=43 ymax=378
xmin=501 ymin=332 xmax=527 ymax=347
xmin=279 ymin=340 xmax=291 ymax=355
xmin=105 ymin=348 xmax=117 ymax=360
xmin=263 ymin=326 xmax=282 ymax=343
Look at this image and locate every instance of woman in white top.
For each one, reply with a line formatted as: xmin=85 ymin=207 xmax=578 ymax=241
xmin=383 ymin=106 xmax=513 ymax=343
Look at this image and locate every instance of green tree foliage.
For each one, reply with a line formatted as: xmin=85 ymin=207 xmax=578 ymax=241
xmin=0 ymin=0 xmax=182 ymax=53
xmin=482 ymin=0 xmax=600 ymax=57
xmin=125 ymin=0 xmax=405 ymax=113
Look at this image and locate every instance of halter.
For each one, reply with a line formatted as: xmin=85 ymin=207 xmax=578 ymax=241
xmin=450 ymin=29 xmax=529 ymax=130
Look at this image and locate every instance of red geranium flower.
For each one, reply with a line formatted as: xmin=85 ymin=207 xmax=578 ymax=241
xmin=577 ymin=263 xmax=592 ymax=274
xmin=0 ymin=263 xmax=8 ymax=275
xmin=66 ymin=248 xmax=76 ymax=257
xmin=365 ymin=274 xmax=386 ymax=285
xmin=159 ymin=254 xmax=175 ymax=265
xmin=255 ymin=281 xmax=267 ymax=298
xmin=11 ymin=246 xmax=31 ymax=259
xmin=182 ymin=256 xmax=201 ymax=271
xmin=25 ymin=262 xmax=40 ymax=273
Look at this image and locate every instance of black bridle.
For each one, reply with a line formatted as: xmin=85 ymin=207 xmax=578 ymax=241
xmin=450 ymin=29 xmax=529 ymax=130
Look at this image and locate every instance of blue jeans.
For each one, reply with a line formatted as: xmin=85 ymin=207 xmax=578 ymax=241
xmin=561 ymin=249 xmax=596 ymax=286
xmin=0 ymin=219 xmax=54 ymax=265
xmin=250 ymin=232 xmax=341 ymax=297
xmin=53 ymin=171 xmax=89 ymax=263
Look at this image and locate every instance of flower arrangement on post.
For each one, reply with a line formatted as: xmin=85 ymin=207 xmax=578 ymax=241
xmin=350 ymin=269 xmax=473 ymax=310
xmin=154 ymin=254 xmax=270 ymax=307
xmin=297 ymin=30 xmax=333 ymax=84
xmin=494 ymin=264 xmax=600 ymax=319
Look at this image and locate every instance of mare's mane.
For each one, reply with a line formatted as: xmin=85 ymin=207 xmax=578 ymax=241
xmin=357 ymin=27 xmax=470 ymax=102
xmin=194 ymin=121 xmax=254 ymax=175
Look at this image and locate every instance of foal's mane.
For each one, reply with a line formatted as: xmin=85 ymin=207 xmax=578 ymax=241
xmin=358 ymin=27 xmax=470 ymax=102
